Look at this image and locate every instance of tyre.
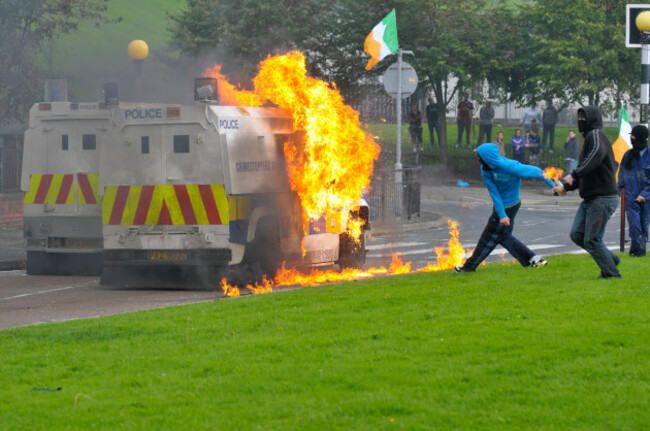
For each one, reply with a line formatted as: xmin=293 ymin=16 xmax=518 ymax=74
xmin=26 ymin=251 xmax=52 ymax=275
xmin=243 ymin=217 xmax=283 ymax=276
xmin=338 ymin=230 xmax=366 ymax=270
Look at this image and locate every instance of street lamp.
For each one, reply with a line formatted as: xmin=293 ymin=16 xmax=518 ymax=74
xmin=127 ymin=39 xmax=149 ymax=99
xmin=636 ymin=11 xmax=650 ymax=124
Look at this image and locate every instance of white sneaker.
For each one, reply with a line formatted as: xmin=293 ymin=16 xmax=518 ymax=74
xmin=530 ymin=256 xmax=547 ymax=268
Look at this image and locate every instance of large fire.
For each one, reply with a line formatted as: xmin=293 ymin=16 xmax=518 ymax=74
xmin=204 ymin=52 xmax=380 ymax=234
xmin=220 ymin=219 xmax=470 ymax=297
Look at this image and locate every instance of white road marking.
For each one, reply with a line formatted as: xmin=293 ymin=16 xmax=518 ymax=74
xmin=367 ymin=243 xmax=562 ymax=258
xmin=365 ymin=241 xmax=430 ymax=251
xmin=0 ymin=286 xmax=78 ymax=301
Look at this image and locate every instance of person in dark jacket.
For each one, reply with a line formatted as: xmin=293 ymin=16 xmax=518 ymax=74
xmin=564 ymin=130 xmax=580 ymax=173
xmin=425 ymin=97 xmax=440 ymax=147
xmin=408 ymin=104 xmax=423 ymax=152
xmin=542 ymin=100 xmax=559 ymax=153
xmin=555 ymin=106 xmax=621 ymax=278
xmin=617 ymin=124 xmax=650 ymax=256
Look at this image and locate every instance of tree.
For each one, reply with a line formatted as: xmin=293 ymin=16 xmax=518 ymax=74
xmin=526 ymin=0 xmax=637 ymax=112
xmin=0 ymin=0 xmax=110 ymax=123
xmin=169 ymin=0 xmax=327 ymax=84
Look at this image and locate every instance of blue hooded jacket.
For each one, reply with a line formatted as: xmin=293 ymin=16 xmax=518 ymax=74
xmin=477 ymin=144 xmax=554 ymax=219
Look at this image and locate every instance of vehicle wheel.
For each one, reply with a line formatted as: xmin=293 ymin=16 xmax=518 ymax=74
xmin=26 ymin=251 xmax=52 ymax=275
xmin=338 ymin=230 xmax=366 ymax=270
xmin=243 ymin=217 xmax=283 ymax=276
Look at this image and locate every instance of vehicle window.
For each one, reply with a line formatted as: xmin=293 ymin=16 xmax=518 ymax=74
xmin=173 ymin=135 xmax=190 ymax=153
xmin=82 ymin=134 xmax=96 ymax=150
xmin=141 ymin=136 xmax=149 ymax=154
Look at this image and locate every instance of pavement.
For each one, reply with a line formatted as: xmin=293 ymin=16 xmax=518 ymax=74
xmin=0 ymin=168 xmax=583 ymax=271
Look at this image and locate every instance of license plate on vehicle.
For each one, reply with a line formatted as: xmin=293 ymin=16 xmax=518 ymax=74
xmin=64 ymin=238 xmax=101 ymax=249
xmin=146 ymin=250 xmax=189 ymax=261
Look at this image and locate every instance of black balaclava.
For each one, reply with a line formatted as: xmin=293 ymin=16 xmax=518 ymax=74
xmin=577 ymin=108 xmax=588 ymax=137
xmin=626 ymin=125 xmax=649 ymax=170
xmin=478 ymin=155 xmax=492 ymax=171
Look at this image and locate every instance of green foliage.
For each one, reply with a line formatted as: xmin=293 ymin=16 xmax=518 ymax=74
xmin=0 ymin=0 xmax=111 ymax=122
xmin=1 ymin=254 xmax=649 ymax=429
xmin=525 ymin=0 xmax=637 ymax=111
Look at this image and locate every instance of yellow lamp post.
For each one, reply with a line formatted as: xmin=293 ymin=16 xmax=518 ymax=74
xmin=128 ymin=40 xmax=149 ymax=99
xmin=636 ymin=12 xmax=650 ymax=124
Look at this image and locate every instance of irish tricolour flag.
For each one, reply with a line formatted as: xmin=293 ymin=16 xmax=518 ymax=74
xmin=612 ymin=108 xmax=633 ymax=180
xmin=364 ymin=9 xmax=399 ymax=71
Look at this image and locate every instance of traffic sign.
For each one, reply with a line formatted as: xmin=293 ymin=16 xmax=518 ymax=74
xmin=383 ymin=62 xmax=418 ymax=99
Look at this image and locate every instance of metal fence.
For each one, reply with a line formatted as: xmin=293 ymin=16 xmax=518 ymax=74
xmin=0 ymin=145 xmax=22 ymax=193
xmin=367 ymin=166 xmax=421 ymax=221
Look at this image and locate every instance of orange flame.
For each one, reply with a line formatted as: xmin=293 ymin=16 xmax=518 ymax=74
xmin=254 ymin=52 xmax=380 ymax=228
xmin=542 ymin=167 xmax=564 ymax=181
xmin=388 ymin=253 xmax=411 ymax=274
xmin=220 ymin=278 xmax=240 ymax=297
xmin=202 ymin=65 xmax=264 ymax=107
xmin=203 ymin=52 xmax=380 ymax=238
xmin=418 ymin=220 xmax=470 ymax=272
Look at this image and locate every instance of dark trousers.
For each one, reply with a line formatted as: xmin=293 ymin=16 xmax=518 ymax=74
xmin=462 ymin=202 xmax=535 ymax=270
xmin=625 ymin=199 xmax=649 ymax=256
xmin=513 ymin=153 xmax=525 ymax=163
xmin=542 ymin=124 xmax=556 ymax=150
xmin=477 ymin=124 xmax=492 ymax=145
xmin=428 ymin=122 xmax=440 ymax=147
xmin=456 ymin=119 xmax=471 ymax=145
xmin=570 ymin=196 xmax=620 ymax=277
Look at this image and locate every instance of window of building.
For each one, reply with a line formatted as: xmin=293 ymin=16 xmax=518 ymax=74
xmin=62 ymin=135 xmax=68 ymax=150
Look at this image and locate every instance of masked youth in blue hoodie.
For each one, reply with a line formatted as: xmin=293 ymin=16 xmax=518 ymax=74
xmin=455 ymin=144 xmax=554 ymax=272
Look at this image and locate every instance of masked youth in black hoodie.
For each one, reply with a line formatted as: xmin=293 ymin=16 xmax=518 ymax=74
xmin=555 ymin=106 xmax=621 ymax=279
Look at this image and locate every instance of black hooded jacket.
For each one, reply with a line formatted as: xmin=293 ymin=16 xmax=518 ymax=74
xmin=564 ymin=106 xmax=618 ymax=199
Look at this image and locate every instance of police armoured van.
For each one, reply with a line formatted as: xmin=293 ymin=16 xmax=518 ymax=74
xmin=98 ymin=79 xmax=368 ymax=288
xmin=20 ymin=81 xmax=116 ymax=275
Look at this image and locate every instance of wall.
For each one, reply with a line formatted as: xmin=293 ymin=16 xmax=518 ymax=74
xmin=0 ymin=193 xmax=23 ymax=228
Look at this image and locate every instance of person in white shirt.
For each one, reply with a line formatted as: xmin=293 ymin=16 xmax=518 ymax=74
xmin=521 ymin=102 xmax=543 ymax=135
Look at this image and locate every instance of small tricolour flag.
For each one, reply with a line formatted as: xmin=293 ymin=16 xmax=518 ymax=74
xmin=612 ymin=107 xmax=633 ymax=180
xmin=364 ymin=9 xmax=399 ymax=71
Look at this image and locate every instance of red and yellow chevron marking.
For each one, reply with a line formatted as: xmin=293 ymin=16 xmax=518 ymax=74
xmin=24 ymin=174 xmax=102 ymax=205
xmin=24 ymin=174 xmax=74 ymax=205
xmin=102 ymin=184 xmax=229 ymax=226
xmin=77 ymin=174 xmax=102 ymax=204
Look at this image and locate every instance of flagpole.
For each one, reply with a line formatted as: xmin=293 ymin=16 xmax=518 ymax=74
xmin=396 ymin=49 xmax=403 ymax=172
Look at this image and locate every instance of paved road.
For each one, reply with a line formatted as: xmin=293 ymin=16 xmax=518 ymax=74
xmin=366 ymin=189 xmax=623 ymax=268
xmin=0 ymin=184 xmax=627 ymax=329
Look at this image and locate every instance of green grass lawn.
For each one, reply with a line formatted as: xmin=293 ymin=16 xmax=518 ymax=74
xmin=1 ymin=254 xmax=649 ymax=430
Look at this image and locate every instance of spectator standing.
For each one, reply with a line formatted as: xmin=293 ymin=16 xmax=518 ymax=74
xmin=556 ymin=106 xmax=621 ymax=279
xmin=510 ymin=129 xmax=525 ymax=163
xmin=564 ymin=130 xmax=580 ymax=173
xmin=617 ymin=125 xmax=650 ymax=257
xmin=456 ymin=93 xmax=473 ymax=148
xmin=408 ymin=104 xmax=423 ymax=152
xmin=542 ymin=100 xmax=559 ymax=153
xmin=425 ymin=97 xmax=440 ymax=148
xmin=494 ymin=131 xmax=506 ymax=156
xmin=477 ymin=101 xmax=495 ymax=146
xmin=521 ymin=102 xmax=543 ymax=135
xmin=526 ymin=128 xmax=541 ymax=166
